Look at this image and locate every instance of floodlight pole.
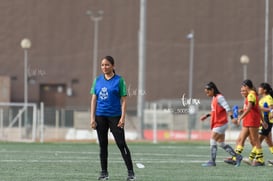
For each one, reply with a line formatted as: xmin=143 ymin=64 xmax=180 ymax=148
xmin=137 ymin=0 xmax=147 ymax=139
xmin=188 ymin=30 xmax=194 ymax=100
xmin=187 ymin=30 xmax=194 ymax=140
xmin=20 ymin=38 xmax=31 ymax=131
xmin=24 ymin=49 xmax=28 ymax=127
xmin=265 ymin=0 xmax=269 ymax=82
xmin=24 ymin=49 xmax=28 ymax=128
xmin=271 ymin=28 xmax=273 ymax=84
xmin=86 ymin=10 xmax=104 ymax=81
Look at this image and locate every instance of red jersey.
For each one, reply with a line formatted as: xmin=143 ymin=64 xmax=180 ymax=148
xmin=210 ymin=94 xmax=228 ymax=129
xmin=243 ymin=90 xmax=261 ymax=127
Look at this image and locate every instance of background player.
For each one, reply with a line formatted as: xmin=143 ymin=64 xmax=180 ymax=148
xmin=244 ymin=83 xmax=273 ymax=165
xmin=258 ymin=83 xmax=273 ymax=154
xmin=200 ymin=82 xmax=242 ymax=167
xmin=233 ymin=80 xmax=267 ymax=166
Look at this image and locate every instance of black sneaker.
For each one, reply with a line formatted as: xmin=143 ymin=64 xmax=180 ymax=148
xmin=127 ymin=170 xmax=136 ymax=181
xmin=224 ymin=157 xmax=236 ymax=165
xmin=98 ymin=171 xmax=109 ymax=180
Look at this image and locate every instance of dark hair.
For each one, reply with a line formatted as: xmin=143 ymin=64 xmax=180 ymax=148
xmin=242 ymin=79 xmax=257 ymax=93
xmin=205 ymin=82 xmax=221 ymax=96
xmin=102 ymin=55 xmax=116 ymax=74
xmin=260 ymin=82 xmax=273 ymax=98
xmin=242 ymin=79 xmax=253 ymax=88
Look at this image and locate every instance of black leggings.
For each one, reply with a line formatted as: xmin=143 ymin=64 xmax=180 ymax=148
xmin=95 ymin=116 xmax=134 ymax=172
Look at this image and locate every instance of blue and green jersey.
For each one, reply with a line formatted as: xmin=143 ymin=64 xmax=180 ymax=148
xmin=90 ymin=74 xmax=127 ymax=117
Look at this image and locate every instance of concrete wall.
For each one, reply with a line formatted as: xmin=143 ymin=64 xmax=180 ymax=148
xmin=0 ymin=0 xmax=271 ymax=109
xmin=0 ymin=76 xmax=10 ymax=102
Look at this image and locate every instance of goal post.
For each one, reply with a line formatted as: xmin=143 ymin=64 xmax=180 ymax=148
xmin=0 ymin=102 xmax=39 ymax=142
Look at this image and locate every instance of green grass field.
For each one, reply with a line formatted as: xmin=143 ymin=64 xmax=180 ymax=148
xmin=0 ymin=141 xmax=273 ymax=181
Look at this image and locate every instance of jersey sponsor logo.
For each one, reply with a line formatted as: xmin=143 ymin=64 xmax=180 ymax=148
xmin=99 ymin=87 xmax=108 ymax=100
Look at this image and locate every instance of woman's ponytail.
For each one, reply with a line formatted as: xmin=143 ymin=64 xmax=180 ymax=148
xmin=260 ymin=83 xmax=273 ymax=98
xmin=269 ymin=88 xmax=273 ymax=98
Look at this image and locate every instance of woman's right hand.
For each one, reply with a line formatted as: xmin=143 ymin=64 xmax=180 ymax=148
xmin=200 ymin=115 xmax=207 ymax=121
xmin=90 ymin=119 xmax=97 ymax=130
xmin=232 ymin=119 xmax=239 ymax=126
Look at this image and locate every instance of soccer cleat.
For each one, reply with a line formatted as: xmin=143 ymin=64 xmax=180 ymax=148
xmin=242 ymin=158 xmax=253 ymax=166
xmin=98 ymin=171 xmax=109 ymax=180
xmin=127 ymin=170 xmax=136 ymax=181
xmin=252 ymin=160 xmax=265 ymax=167
xmin=235 ymin=154 xmax=243 ymax=167
xmin=224 ymin=157 xmax=236 ymax=165
xmin=202 ymin=160 xmax=216 ymax=167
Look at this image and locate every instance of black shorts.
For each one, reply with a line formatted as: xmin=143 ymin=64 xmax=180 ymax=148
xmin=259 ymin=122 xmax=273 ymax=136
xmin=95 ymin=116 xmax=124 ymax=140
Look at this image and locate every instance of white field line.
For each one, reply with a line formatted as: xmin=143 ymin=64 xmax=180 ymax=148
xmin=157 ymin=146 xmax=208 ymax=149
xmin=0 ymin=150 xmax=230 ymax=160
xmin=0 ymin=151 xmax=229 ymax=164
xmin=0 ymin=150 xmax=96 ymax=154
xmin=157 ymin=144 xmax=254 ymax=149
xmin=0 ymin=159 xmax=215 ymax=164
xmin=0 ymin=150 xmax=209 ymax=157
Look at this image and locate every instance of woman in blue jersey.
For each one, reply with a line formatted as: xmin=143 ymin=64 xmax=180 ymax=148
xmin=90 ymin=56 xmax=135 ymax=181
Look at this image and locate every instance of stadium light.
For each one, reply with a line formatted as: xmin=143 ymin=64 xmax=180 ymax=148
xmin=20 ymin=38 xmax=31 ymax=132
xmin=86 ymin=10 xmax=104 ymax=82
xmin=240 ymin=55 xmax=250 ymax=80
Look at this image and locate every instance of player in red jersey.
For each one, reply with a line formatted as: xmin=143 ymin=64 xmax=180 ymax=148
xmin=200 ymin=82 xmax=242 ymax=167
xmin=226 ymin=80 xmax=267 ymax=166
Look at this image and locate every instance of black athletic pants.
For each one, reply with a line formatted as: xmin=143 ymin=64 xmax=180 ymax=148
xmin=95 ymin=116 xmax=134 ymax=172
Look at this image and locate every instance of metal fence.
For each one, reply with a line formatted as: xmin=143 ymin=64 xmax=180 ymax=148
xmin=0 ymin=99 xmax=244 ymax=142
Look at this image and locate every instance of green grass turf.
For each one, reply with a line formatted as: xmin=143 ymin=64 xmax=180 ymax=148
xmin=0 ymin=141 xmax=273 ymax=181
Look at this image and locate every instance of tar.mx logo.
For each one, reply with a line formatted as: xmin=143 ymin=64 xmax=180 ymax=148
xmin=28 ymin=64 xmax=46 ymax=77
xmin=181 ymin=93 xmax=200 ymax=107
xmin=127 ymin=84 xmax=146 ymax=97
xmin=169 ymin=94 xmax=200 ymax=114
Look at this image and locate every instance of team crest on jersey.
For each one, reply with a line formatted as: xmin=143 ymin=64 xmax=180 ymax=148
xmin=99 ymin=87 xmax=108 ymax=100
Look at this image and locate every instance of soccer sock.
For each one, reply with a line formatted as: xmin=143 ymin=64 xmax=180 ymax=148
xmin=233 ymin=145 xmax=244 ymax=160
xmin=255 ymin=148 xmax=264 ymax=163
xmin=220 ymin=143 xmax=237 ymax=157
xmin=249 ymin=147 xmax=256 ymax=161
xmin=269 ymin=147 xmax=273 ymax=154
xmin=210 ymin=139 xmax=217 ymax=163
xmin=235 ymin=145 xmax=244 ymax=154
xmin=211 ymin=145 xmax=217 ymax=163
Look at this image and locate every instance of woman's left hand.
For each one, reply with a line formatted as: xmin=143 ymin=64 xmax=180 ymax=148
xmin=117 ymin=118 xmax=125 ymax=128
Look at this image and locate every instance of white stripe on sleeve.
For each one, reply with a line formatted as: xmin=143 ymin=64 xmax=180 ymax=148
xmin=217 ymin=95 xmax=231 ymax=112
